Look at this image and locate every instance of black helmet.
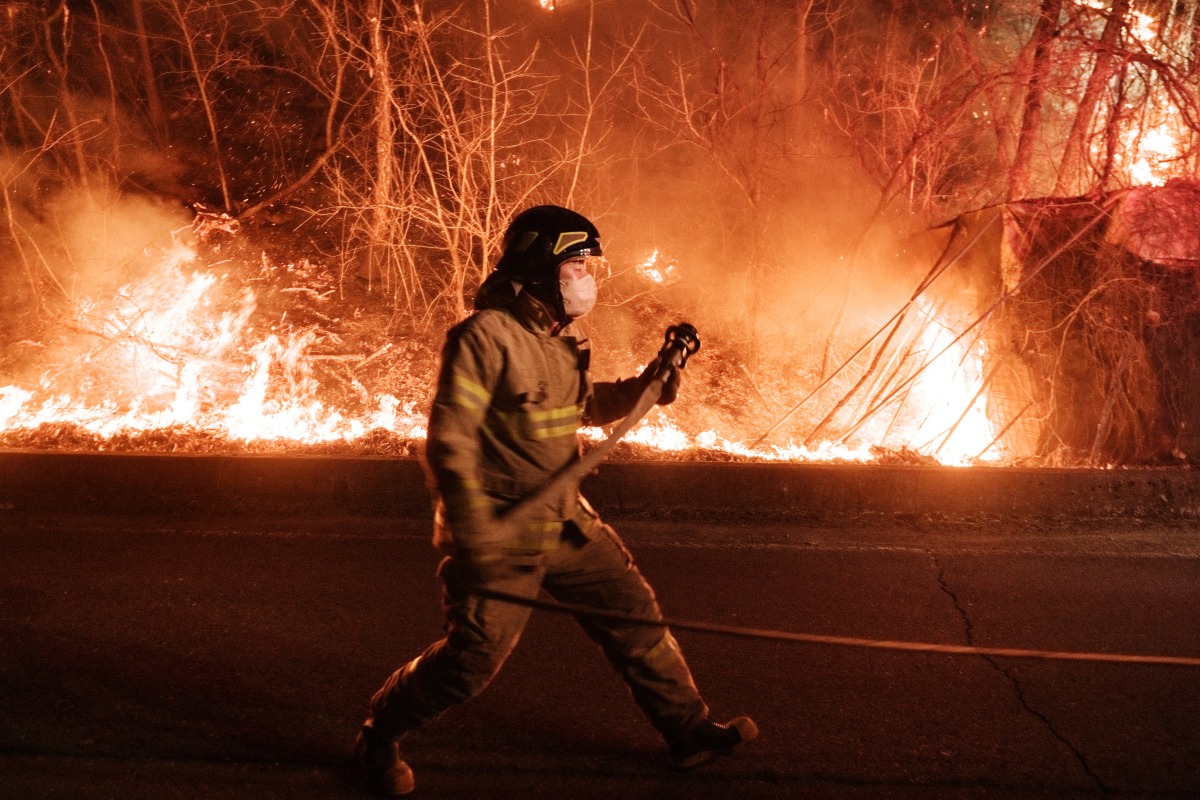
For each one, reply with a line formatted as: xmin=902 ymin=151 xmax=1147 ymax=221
xmin=495 ymin=205 xmax=602 ymax=283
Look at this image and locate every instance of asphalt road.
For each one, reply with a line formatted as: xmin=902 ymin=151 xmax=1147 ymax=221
xmin=2 ymin=510 xmax=1200 ymax=799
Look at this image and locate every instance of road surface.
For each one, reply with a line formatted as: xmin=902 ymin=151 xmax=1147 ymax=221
xmin=2 ymin=510 xmax=1199 ymax=798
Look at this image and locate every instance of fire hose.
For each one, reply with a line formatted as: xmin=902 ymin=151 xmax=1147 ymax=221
xmin=472 ymin=586 xmax=1200 ymax=668
xmin=477 ymin=322 xmax=1200 ymax=669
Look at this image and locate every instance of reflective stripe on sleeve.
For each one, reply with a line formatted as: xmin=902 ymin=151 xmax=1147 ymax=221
xmin=447 ymin=375 xmax=491 ymax=411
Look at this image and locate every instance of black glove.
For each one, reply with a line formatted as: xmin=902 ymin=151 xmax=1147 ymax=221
xmin=640 ymin=354 xmax=681 ymax=405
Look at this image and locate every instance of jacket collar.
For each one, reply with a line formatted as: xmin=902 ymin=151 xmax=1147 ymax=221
xmin=506 ymin=290 xmax=563 ymax=337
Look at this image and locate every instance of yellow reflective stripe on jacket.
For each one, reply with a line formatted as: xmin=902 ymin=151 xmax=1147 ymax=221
xmin=447 ymin=374 xmax=490 ymax=411
xmin=492 ymin=403 xmax=583 ymax=441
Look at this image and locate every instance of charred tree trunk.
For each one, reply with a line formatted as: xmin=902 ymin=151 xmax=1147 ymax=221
xmin=1099 ymin=62 xmax=1131 ymax=186
xmin=1009 ymin=0 xmax=1063 ymax=200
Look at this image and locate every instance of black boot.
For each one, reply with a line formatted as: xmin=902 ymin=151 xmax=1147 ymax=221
xmin=669 ymin=716 xmax=759 ymax=770
xmin=354 ymin=721 xmax=415 ymax=796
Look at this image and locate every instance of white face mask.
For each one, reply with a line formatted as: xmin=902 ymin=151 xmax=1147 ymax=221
xmin=559 ymin=273 xmax=597 ymax=318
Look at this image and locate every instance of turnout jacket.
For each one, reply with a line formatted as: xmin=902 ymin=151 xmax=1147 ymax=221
xmin=423 ymin=291 xmax=644 ymax=556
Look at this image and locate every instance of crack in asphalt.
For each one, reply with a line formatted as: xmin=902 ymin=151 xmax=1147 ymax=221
xmin=928 ymin=552 xmax=1111 ymax=794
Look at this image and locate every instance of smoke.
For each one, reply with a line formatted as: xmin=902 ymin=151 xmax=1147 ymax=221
xmin=521 ymin=1 xmax=943 ymax=401
xmin=38 ymin=187 xmax=196 ymax=300
xmin=0 ymin=170 xmax=198 ymax=383
xmin=597 ymin=122 xmax=927 ymax=373
xmin=0 ymin=162 xmax=194 ymax=301
xmin=0 ymin=0 xmax=994 ymax=455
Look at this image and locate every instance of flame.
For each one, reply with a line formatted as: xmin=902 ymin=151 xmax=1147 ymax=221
xmin=902 ymin=307 xmax=999 ymax=465
xmin=0 ymin=241 xmax=426 ymax=447
xmin=1124 ymin=122 xmax=1185 ymax=187
xmin=1078 ymin=0 xmax=1156 ymax=42
xmin=1078 ymin=0 xmax=1186 ymax=187
xmin=637 ymin=249 xmax=678 ymax=285
xmin=0 ymin=228 xmax=1001 ymax=465
xmin=579 ymin=300 xmax=1002 ymax=466
xmin=586 ymin=418 xmax=881 ymax=463
xmin=1128 ymin=8 xmax=1158 ymax=43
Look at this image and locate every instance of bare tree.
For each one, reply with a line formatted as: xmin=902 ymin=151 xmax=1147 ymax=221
xmin=1053 ymin=0 xmax=1131 ymax=194
xmin=1008 ymin=0 xmax=1064 ymax=200
xmin=131 ymin=0 xmax=168 ymax=144
xmin=633 ymin=0 xmax=832 ymax=362
xmin=162 ymin=0 xmax=236 ymax=211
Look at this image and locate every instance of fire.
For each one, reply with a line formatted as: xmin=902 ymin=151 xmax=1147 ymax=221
xmin=0 ymin=220 xmax=1002 ymax=465
xmin=584 ymin=300 xmax=1002 ymax=466
xmin=637 ymin=250 xmax=679 ymax=285
xmin=901 ymin=306 xmax=999 ymax=465
xmin=0 ymin=239 xmax=426 ymax=449
xmin=595 ymin=419 xmax=881 ymax=463
xmin=1078 ymin=0 xmax=1156 ymax=43
xmin=1079 ymin=0 xmax=1188 ymax=188
xmin=1124 ymin=122 xmax=1186 ymax=187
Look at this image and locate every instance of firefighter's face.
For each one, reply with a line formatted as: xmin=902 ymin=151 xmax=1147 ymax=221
xmin=557 ymin=255 xmax=606 ymax=281
xmin=558 ymin=257 xmax=588 ymax=281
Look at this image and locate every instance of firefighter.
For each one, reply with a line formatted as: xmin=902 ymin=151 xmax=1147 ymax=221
xmin=356 ymin=205 xmax=757 ymax=796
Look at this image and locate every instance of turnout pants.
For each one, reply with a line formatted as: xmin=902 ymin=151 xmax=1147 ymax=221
xmin=368 ymin=522 xmax=709 ymax=743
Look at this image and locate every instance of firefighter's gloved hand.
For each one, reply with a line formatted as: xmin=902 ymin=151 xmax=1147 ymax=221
xmin=640 ymin=354 xmax=681 ymax=405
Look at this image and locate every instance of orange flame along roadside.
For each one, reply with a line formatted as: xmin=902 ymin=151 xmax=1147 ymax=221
xmin=0 ymin=234 xmax=1003 ymax=465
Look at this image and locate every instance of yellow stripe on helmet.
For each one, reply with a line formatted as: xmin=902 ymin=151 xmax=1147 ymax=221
xmin=553 ymin=231 xmax=590 ymax=255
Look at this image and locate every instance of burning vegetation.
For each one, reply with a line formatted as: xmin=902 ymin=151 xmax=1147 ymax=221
xmin=1 ymin=1 xmax=1198 ymax=466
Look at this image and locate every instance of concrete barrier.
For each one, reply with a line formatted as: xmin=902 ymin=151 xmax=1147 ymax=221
xmin=583 ymin=460 xmax=1200 ymax=521
xmin=1 ymin=449 xmax=1197 ymax=521
xmin=0 ymin=450 xmax=432 ymax=517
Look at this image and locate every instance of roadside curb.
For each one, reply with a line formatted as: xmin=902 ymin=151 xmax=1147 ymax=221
xmin=1 ymin=450 xmax=1197 ymax=521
